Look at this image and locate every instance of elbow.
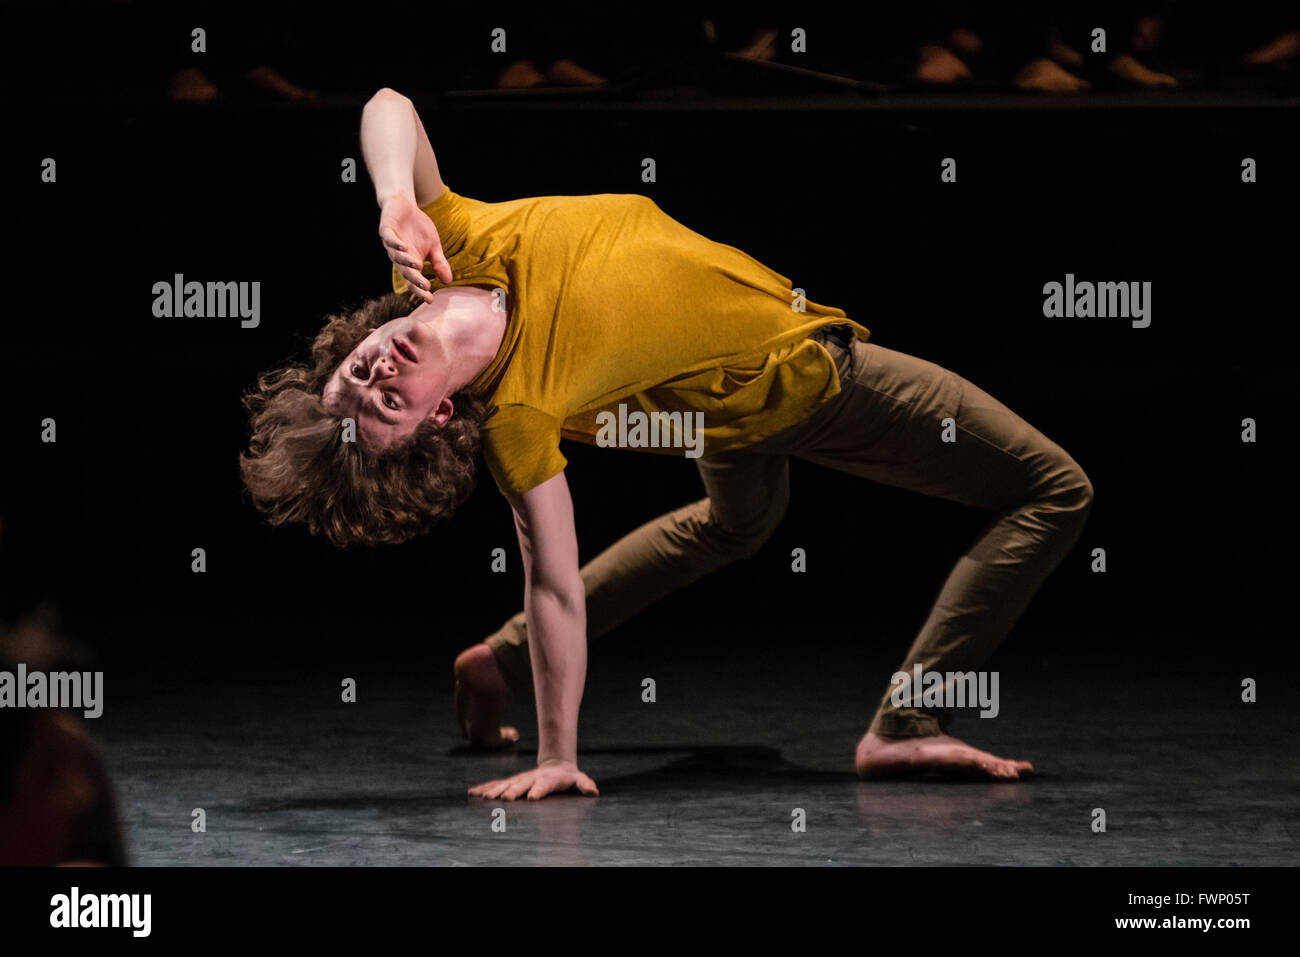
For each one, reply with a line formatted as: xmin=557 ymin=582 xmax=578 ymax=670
xmin=529 ymin=575 xmax=585 ymax=617
xmin=366 ymin=87 xmax=409 ymax=109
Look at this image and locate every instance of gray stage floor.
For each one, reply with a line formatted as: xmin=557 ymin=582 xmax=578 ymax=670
xmin=96 ymin=641 xmax=1297 ymax=867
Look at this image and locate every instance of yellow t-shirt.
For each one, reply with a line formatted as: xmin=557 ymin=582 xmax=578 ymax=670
xmin=391 ymin=187 xmax=870 ymax=497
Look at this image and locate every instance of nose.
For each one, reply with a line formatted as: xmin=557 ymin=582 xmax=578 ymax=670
xmin=369 ymin=352 xmax=398 ymax=381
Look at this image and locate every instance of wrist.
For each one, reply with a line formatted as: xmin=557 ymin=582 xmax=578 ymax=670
xmin=377 ymin=187 xmax=416 ymax=210
xmin=537 ymin=752 xmax=576 ymax=769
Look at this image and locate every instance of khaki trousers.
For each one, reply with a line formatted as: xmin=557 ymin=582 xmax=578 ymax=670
xmin=485 ymin=326 xmax=1094 ymax=736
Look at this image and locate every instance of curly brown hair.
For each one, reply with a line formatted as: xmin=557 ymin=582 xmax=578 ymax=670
xmin=239 ymin=292 xmax=487 ymax=547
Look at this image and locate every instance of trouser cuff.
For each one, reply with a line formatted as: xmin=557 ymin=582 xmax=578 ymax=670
xmin=870 ymin=709 xmax=945 ymax=739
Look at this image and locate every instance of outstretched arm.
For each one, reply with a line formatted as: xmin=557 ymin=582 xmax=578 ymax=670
xmin=360 ymin=88 xmax=452 ymax=297
xmin=468 ymin=471 xmax=599 ymax=800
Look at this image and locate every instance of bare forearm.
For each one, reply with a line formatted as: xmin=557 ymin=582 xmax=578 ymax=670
xmin=360 ymin=88 xmax=445 ymax=209
xmin=524 ymin=580 xmax=587 ymax=766
xmin=361 ymin=89 xmax=418 ymax=206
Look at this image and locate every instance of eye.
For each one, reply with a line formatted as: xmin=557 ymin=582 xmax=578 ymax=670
xmin=383 ymin=393 xmax=399 ymax=410
xmin=351 ymin=360 xmax=366 ymax=379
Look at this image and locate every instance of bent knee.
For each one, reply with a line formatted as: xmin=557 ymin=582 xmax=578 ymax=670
xmin=707 ymin=489 xmax=789 ymax=560
xmin=1044 ymin=460 xmax=1094 ymax=521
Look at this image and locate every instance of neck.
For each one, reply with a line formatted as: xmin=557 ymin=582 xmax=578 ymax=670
xmin=414 ymin=287 xmax=508 ymax=395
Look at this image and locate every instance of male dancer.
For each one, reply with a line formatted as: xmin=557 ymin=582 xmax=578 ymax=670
xmin=241 ymin=89 xmax=1093 ymax=800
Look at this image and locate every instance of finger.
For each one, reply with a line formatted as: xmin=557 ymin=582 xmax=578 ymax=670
xmin=429 ymin=244 xmax=454 ymax=285
xmin=525 ymin=780 xmax=553 ymax=801
xmin=398 ymin=266 xmax=434 ymax=303
xmin=398 ymin=264 xmax=429 ymax=291
xmin=388 ymin=250 xmax=425 ymax=271
xmin=468 ymin=778 xmax=505 ymax=797
xmin=502 ymin=776 xmax=534 ymax=801
xmin=501 ymin=780 xmax=533 ymax=800
xmin=379 ymin=225 xmax=407 ymax=251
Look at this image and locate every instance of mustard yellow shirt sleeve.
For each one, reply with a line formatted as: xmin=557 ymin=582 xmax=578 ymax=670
xmin=479 ymin=404 xmax=569 ymax=497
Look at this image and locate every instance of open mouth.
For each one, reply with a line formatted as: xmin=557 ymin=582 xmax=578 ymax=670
xmin=393 ymin=339 xmax=417 ymax=363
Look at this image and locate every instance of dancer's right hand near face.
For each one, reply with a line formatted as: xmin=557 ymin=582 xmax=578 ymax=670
xmin=379 ymin=192 xmax=453 ymax=302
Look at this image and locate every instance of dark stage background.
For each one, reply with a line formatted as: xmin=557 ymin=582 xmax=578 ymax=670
xmin=0 ymin=9 xmax=1295 ymax=705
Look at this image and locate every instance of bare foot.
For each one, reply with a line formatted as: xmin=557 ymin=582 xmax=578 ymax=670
xmin=543 ymin=58 xmax=608 ymax=87
xmin=1243 ymin=30 xmax=1300 ymax=66
xmin=1013 ymin=57 xmax=1090 ymax=93
xmin=453 ymin=643 xmax=519 ymax=749
xmin=855 ymin=731 xmax=1034 ymax=781
xmin=168 ymin=66 xmax=220 ymax=104
xmin=496 ymin=59 xmax=546 ymax=89
xmin=1106 ymin=53 xmax=1176 ymax=88
xmin=914 ymin=43 xmax=972 ymax=85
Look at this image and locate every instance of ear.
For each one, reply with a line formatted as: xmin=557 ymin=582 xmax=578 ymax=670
xmin=428 ymin=395 xmax=455 ymax=429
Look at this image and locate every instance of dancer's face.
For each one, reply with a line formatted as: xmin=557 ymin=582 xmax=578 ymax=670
xmin=322 ymin=317 xmax=452 ymax=451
